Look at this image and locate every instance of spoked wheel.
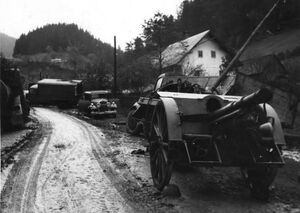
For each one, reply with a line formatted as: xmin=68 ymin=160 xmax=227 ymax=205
xmin=241 ymin=166 xmax=278 ymax=201
xmin=126 ymin=109 xmax=142 ymax=135
xmin=149 ymin=103 xmax=173 ymax=191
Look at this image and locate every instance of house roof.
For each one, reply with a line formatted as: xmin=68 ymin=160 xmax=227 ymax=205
xmin=240 ymin=29 xmax=300 ymax=61
xmin=161 ymin=30 xmax=210 ymax=68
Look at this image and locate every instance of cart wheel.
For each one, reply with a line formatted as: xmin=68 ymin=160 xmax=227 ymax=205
xmin=241 ymin=166 xmax=277 ymax=201
xmin=149 ymin=103 xmax=173 ymax=191
xmin=126 ymin=109 xmax=141 ymax=135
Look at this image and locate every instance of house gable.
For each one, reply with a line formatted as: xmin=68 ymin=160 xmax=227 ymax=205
xmin=181 ymin=38 xmax=227 ymax=76
xmin=161 ymin=30 xmax=228 ymax=76
xmin=161 ymin=30 xmax=210 ymax=68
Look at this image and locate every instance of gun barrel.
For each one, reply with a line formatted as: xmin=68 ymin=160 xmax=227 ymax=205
xmin=209 ymin=88 xmax=273 ymax=121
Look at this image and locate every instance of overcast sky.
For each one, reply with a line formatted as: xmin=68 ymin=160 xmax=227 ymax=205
xmin=0 ymin=0 xmax=183 ymax=49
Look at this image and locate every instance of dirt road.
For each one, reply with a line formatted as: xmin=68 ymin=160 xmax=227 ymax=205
xmin=1 ymin=108 xmax=133 ymax=212
xmin=1 ymin=107 xmax=300 ymax=213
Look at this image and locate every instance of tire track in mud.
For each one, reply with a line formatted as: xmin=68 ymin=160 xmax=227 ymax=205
xmin=39 ymin=140 xmax=81 ymax=213
xmin=1 ymin=109 xmax=53 ymax=213
xmin=30 ymin=108 xmax=93 ymax=212
xmin=67 ymin=115 xmax=135 ymax=212
xmin=1 ymin=130 xmax=35 ymax=170
xmin=38 ymin=119 xmax=83 ymax=213
xmin=20 ymin=110 xmax=54 ymax=213
xmin=2 ymin=108 xmax=159 ymax=213
xmin=33 ymin=108 xmax=133 ymax=212
xmin=73 ymin=116 xmax=158 ymax=212
xmin=20 ymin=136 xmax=51 ymax=213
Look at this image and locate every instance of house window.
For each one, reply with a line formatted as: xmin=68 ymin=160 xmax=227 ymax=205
xmin=211 ymin=50 xmax=216 ymax=58
xmin=198 ymin=50 xmax=203 ymax=58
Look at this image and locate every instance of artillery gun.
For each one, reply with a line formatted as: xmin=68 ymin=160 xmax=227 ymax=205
xmin=126 ymin=0 xmax=286 ymax=200
xmin=126 ymin=73 xmax=285 ymax=200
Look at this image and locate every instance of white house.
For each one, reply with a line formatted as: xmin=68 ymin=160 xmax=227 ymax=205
xmin=161 ymin=30 xmax=228 ymax=76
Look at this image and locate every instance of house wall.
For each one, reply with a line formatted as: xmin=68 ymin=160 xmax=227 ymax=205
xmin=180 ymin=38 xmax=227 ymax=76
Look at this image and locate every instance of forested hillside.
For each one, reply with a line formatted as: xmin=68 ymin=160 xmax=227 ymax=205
xmin=13 ymin=24 xmax=117 ymax=90
xmin=12 ymin=0 xmax=300 ymax=92
xmin=118 ymin=0 xmax=300 ymax=92
xmin=178 ymin=0 xmax=300 ymax=48
xmin=14 ymin=23 xmax=112 ymax=57
xmin=131 ymin=0 xmax=300 ymax=52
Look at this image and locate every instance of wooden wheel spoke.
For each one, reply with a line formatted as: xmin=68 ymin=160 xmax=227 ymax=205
xmin=161 ymin=148 xmax=168 ymax=164
xmin=156 ymin=113 xmax=162 ymax=135
xmin=154 ymin=154 xmax=159 ymax=177
xmin=159 ymin=152 xmax=166 ymax=181
xmin=157 ymin=152 xmax=163 ymax=182
xmin=154 ymin=107 xmax=167 ymax=142
xmin=159 ymin=109 xmax=166 ymax=140
xmin=153 ymin=123 xmax=162 ymax=139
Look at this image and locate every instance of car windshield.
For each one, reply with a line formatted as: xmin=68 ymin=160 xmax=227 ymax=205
xmin=83 ymin=92 xmax=111 ymax=100
xmin=92 ymin=93 xmax=110 ymax=99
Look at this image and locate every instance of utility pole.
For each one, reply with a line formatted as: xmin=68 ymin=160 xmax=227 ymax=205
xmin=113 ymin=35 xmax=117 ymax=97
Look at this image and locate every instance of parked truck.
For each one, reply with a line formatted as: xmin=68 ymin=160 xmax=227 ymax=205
xmin=28 ymin=79 xmax=83 ymax=108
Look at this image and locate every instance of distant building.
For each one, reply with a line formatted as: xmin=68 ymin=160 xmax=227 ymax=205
xmin=161 ymin=30 xmax=228 ymax=76
xmin=50 ymin=58 xmax=63 ymax=63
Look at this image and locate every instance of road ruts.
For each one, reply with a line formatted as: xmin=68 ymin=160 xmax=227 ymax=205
xmin=1 ymin=107 xmax=133 ymax=213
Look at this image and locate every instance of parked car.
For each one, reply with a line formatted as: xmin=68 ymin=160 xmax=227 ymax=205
xmin=77 ymin=90 xmax=117 ymax=118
